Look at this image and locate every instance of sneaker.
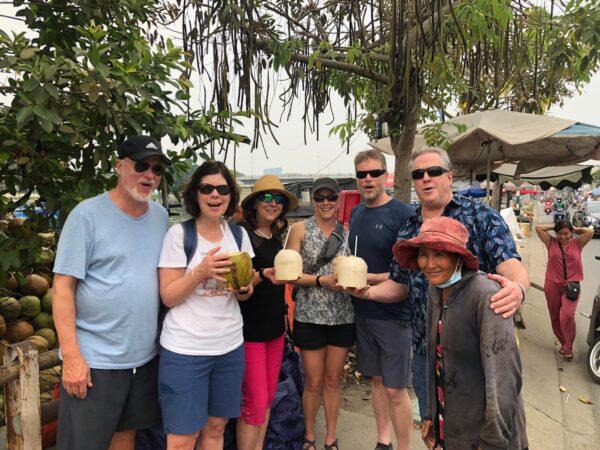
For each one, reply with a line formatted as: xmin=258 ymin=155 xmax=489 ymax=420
xmin=374 ymin=443 xmax=393 ymax=450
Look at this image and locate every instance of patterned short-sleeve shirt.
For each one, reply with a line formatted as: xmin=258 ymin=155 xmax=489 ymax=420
xmin=390 ymin=195 xmax=520 ymax=354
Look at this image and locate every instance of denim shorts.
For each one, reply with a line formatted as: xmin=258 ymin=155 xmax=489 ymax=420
xmin=158 ymin=345 xmax=245 ymax=435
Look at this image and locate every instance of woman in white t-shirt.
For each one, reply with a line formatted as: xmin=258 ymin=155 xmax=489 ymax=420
xmin=158 ymin=161 xmax=254 ymax=450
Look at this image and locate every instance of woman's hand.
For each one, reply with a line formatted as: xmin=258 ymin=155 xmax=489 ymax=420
xmin=234 ymin=278 xmax=254 ymax=301
xmin=191 ymin=247 xmax=231 ymax=284
xmin=319 ymin=274 xmax=342 ymax=291
xmin=421 ymin=420 xmax=435 ymax=449
xmin=262 ymin=267 xmax=285 ymax=285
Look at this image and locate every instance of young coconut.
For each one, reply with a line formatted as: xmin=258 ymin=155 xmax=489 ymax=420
xmin=332 ymin=255 xmax=348 ymax=281
xmin=274 ymin=249 xmax=302 ymax=281
xmin=337 ymin=256 xmax=368 ymax=288
xmin=222 ymin=252 xmax=253 ymax=290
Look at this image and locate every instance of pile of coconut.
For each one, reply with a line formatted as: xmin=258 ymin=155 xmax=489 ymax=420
xmin=0 ymin=273 xmax=57 ymax=353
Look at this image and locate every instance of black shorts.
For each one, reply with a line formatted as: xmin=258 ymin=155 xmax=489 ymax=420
xmin=57 ymin=356 xmax=161 ymax=450
xmin=292 ymin=320 xmax=355 ymax=350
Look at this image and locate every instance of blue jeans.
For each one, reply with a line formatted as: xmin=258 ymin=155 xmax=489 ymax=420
xmin=412 ymin=351 xmax=428 ymax=422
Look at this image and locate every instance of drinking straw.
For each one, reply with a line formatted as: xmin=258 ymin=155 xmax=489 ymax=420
xmin=343 ymin=229 xmax=349 ymax=254
xmin=283 ymin=223 xmax=293 ymax=249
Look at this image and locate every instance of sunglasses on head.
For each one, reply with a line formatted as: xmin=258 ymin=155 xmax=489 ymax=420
xmin=410 ymin=166 xmax=449 ymax=180
xmin=356 ymin=169 xmax=386 ymax=179
xmin=313 ymin=193 xmax=339 ymax=203
xmin=257 ymin=192 xmax=286 ymax=205
xmin=197 ymin=183 xmax=231 ymax=195
xmin=132 ymin=160 xmax=166 ymax=176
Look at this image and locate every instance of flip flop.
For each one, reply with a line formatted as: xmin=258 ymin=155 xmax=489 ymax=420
xmin=302 ymin=438 xmax=316 ymax=450
xmin=324 ymin=439 xmax=339 ymax=450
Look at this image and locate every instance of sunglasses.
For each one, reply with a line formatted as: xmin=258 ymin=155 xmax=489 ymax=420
xmin=313 ymin=193 xmax=339 ymax=203
xmin=356 ymin=169 xmax=386 ymax=179
xmin=410 ymin=166 xmax=449 ymax=180
xmin=132 ymin=160 xmax=166 ymax=176
xmin=197 ymin=183 xmax=231 ymax=195
xmin=257 ymin=192 xmax=286 ymax=205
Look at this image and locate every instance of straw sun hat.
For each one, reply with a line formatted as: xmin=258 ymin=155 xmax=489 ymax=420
xmin=241 ymin=175 xmax=298 ymax=210
xmin=392 ymin=216 xmax=479 ymax=272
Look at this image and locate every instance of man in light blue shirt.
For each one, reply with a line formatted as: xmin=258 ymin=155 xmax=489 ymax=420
xmin=53 ymin=135 xmax=170 ymax=450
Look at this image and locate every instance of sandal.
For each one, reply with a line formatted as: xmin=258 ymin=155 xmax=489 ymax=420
xmin=324 ymin=439 xmax=339 ymax=450
xmin=563 ymin=352 xmax=573 ymax=361
xmin=302 ymin=438 xmax=316 ymax=450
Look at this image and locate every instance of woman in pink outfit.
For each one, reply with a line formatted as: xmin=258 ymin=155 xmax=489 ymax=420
xmin=535 ymin=220 xmax=594 ymax=360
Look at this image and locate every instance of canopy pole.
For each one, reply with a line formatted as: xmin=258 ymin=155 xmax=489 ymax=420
xmin=485 ymin=143 xmax=492 ymax=205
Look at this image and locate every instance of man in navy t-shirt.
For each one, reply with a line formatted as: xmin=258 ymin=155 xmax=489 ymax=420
xmin=348 ymin=150 xmax=414 ymax=450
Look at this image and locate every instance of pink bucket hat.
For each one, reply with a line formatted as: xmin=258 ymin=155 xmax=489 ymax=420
xmin=392 ymin=217 xmax=479 ymax=272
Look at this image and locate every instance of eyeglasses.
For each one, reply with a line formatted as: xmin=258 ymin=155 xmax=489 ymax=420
xmin=410 ymin=166 xmax=449 ymax=180
xmin=197 ymin=183 xmax=231 ymax=195
xmin=257 ymin=192 xmax=286 ymax=205
xmin=313 ymin=193 xmax=339 ymax=202
xmin=132 ymin=160 xmax=166 ymax=176
xmin=356 ymin=169 xmax=386 ymax=179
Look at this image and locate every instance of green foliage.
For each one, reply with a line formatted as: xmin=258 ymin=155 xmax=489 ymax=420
xmin=0 ymin=0 xmax=246 ymax=282
xmin=421 ymin=123 xmax=468 ymax=150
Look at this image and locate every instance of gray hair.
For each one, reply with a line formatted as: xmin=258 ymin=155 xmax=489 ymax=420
xmin=354 ymin=149 xmax=387 ymax=171
xmin=409 ymin=147 xmax=452 ymax=172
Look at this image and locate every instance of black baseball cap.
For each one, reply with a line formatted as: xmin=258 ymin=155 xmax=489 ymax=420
xmin=117 ymin=135 xmax=172 ymax=165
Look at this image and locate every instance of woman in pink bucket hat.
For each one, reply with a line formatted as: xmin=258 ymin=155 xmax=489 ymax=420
xmin=392 ymin=217 xmax=528 ymax=450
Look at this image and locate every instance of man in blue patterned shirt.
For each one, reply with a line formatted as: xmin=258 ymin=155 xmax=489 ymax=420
xmin=353 ymin=147 xmax=529 ymax=432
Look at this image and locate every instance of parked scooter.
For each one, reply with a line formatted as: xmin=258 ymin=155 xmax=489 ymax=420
xmin=582 ymin=256 xmax=600 ymax=384
xmin=544 ymin=206 xmax=553 ymax=215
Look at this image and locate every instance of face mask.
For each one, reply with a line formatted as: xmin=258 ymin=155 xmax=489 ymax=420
xmin=436 ymin=258 xmax=463 ymax=288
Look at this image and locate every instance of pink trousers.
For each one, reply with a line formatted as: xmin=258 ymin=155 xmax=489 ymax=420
xmin=240 ymin=334 xmax=285 ymax=425
xmin=544 ymin=280 xmax=579 ymax=354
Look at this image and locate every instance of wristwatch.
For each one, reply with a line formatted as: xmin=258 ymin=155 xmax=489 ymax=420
xmin=259 ymin=268 xmax=267 ymax=281
xmin=315 ymin=275 xmax=322 ymax=287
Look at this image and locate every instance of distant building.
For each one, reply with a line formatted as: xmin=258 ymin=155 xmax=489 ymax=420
xmin=263 ymin=167 xmax=283 ymax=175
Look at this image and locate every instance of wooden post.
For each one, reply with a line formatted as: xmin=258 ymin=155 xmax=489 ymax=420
xmin=3 ymin=341 xmax=42 ymax=450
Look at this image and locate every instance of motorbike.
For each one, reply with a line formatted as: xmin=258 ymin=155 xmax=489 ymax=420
xmin=544 ymin=206 xmax=553 ymax=215
xmin=582 ymin=256 xmax=600 ymax=384
xmin=553 ymin=207 xmax=567 ymax=223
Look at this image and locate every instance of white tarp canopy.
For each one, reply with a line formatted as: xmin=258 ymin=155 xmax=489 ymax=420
xmin=480 ymin=163 xmax=595 ymax=190
xmin=369 ymin=110 xmax=600 ymax=177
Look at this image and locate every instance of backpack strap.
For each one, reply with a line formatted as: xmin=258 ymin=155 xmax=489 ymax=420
xmin=182 ymin=218 xmax=197 ymax=266
xmin=228 ymin=222 xmax=243 ymax=251
xmin=183 ymin=219 xmax=242 ymax=265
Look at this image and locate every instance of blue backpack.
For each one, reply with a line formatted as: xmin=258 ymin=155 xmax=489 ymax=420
xmin=181 ymin=218 xmax=243 ymax=263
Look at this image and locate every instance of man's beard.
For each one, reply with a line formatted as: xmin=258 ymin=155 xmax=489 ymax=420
xmin=125 ymin=184 xmax=152 ymax=203
xmin=361 ymin=186 xmax=381 ymax=201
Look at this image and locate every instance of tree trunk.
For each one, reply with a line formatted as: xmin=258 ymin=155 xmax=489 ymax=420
xmin=392 ymin=92 xmax=419 ymax=202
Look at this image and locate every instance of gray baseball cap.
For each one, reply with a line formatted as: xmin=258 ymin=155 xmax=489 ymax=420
xmin=311 ymin=177 xmax=340 ymax=193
